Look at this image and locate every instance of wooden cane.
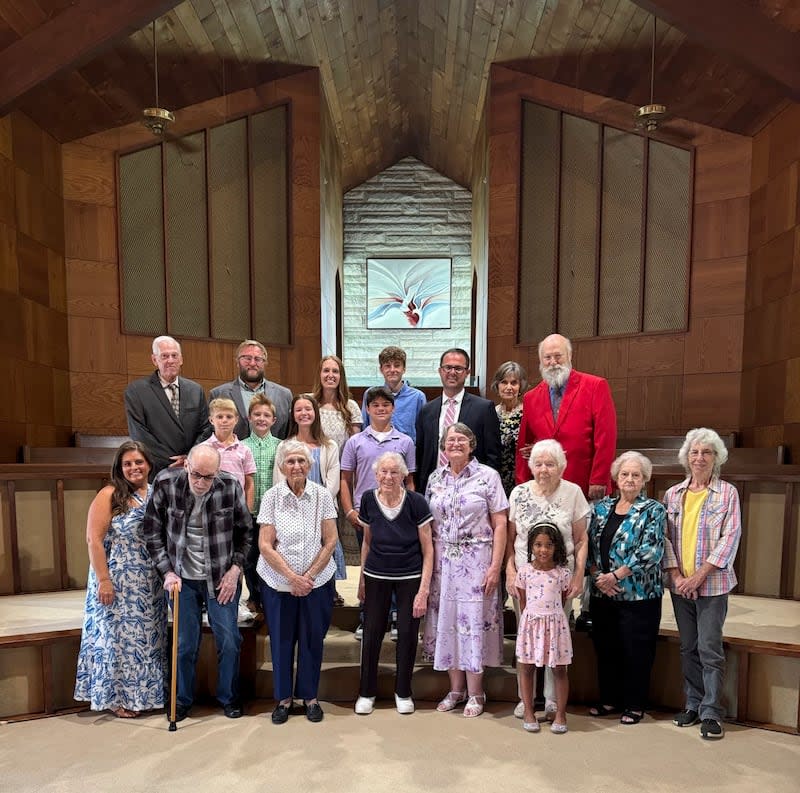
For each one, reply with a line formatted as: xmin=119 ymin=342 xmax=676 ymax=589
xmin=168 ymin=586 xmax=180 ymax=731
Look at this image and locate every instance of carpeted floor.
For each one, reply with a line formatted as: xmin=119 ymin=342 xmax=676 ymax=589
xmin=3 ymin=701 xmax=798 ymax=793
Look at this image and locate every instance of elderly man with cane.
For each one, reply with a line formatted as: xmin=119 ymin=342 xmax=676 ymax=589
xmin=144 ymin=444 xmax=251 ymax=722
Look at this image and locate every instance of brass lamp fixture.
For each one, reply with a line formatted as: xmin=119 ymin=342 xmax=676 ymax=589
xmin=142 ymin=20 xmax=175 ymax=135
xmin=635 ymin=17 xmax=667 ymax=132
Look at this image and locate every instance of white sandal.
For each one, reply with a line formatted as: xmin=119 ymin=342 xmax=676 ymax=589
xmin=436 ymin=691 xmax=466 ymax=712
xmin=463 ymin=693 xmax=486 ymax=718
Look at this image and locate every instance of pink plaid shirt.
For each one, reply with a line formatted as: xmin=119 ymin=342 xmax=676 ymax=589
xmin=662 ymin=476 xmax=741 ymax=597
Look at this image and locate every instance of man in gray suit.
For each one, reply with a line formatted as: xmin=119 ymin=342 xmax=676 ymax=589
xmin=125 ymin=336 xmax=210 ymax=475
xmin=209 ymin=340 xmax=292 ymax=440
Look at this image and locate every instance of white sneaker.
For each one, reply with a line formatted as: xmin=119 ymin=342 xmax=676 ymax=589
xmin=395 ymin=694 xmax=414 ymax=714
xmin=513 ymin=700 xmax=525 ymax=719
xmin=354 ymin=624 xmax=363 ymax=640
xmin=355 ymin=696 xmax=375 ymax=715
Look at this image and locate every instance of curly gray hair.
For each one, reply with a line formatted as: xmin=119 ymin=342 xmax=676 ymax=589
xmin=677 ymin=428 xmax=728 ymax=478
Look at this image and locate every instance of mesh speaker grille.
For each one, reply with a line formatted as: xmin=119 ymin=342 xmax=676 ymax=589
xmin=644 ymin=141 xmax=690 ymax=332
xmin=165 ymin=133 xmax=209 ymax=337
xmin=558 ymin=114 xmax=598 ymax=339
xmin=119 ymin=146 xmax=165 ymax=333
xmin=208 ymin=119 xmax=250 ymax=340
xmin=519 ymin=102 xmax=559 ymax=343
xmin=599 ymin=128 xmax=644 ymax=335
xmin=251 ymin=107 xmax=290 ymax=345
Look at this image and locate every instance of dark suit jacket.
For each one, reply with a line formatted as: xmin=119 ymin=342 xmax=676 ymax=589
xmin=124 ymin=372 xmax=209 ymax=474
xmin=209 ymin=378 xmax=293 ymax=440
xmin=414 ymin=391 xmax=501 ymax=495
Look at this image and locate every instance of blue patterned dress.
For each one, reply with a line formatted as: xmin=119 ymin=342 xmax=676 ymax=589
xmin=74 ymin=487 xmax=167 ymax=712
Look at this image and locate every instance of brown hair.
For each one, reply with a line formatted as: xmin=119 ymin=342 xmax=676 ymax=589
xmin=312 ymin=355 xmax=356 ymax=433
xmin=109 ymin=441 xmax=154 ymax=517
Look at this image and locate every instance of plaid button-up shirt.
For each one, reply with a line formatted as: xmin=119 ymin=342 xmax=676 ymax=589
xmin=144 ymin=467 xmax=252 ymax=596
xmin=662 ymin=476 xmax=741 ymax=597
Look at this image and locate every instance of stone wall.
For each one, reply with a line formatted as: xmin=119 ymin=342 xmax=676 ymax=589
xmin=342 ymin=157 xmax=472 ymax=385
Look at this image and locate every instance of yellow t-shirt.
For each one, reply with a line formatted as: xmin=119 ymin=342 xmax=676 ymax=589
xmin=681 ymin=488 xmax=708 ymax=577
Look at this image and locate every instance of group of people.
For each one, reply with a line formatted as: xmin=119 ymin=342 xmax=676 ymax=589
xmin=73 ymin=332 xmax=741 ymax=742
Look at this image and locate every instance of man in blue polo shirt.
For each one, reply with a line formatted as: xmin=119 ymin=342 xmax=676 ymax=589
xmin=342 ymin=386 xmax=416 ymax=639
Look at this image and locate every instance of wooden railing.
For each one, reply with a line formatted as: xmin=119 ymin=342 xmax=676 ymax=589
xmin=0 ymin=464 xmax=107 ymax=595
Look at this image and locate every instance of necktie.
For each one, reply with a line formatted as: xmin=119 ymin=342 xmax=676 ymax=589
xmin=167 ymin=382 xmax=180 ymax=416
xmin=438 ymin=398 xmax=457 ymax=467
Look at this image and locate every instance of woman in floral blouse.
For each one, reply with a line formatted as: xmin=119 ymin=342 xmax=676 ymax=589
xmin=587 ymin=451 xmax=665 ymax=726
xmin=490 ymin=361 xmax=528 ymax=496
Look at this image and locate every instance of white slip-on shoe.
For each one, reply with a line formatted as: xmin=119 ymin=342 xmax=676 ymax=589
xmin=522 ymin=720 xmax=540 ymax=733
xmin=513 ymin=700 xmax=525 ymax=719
xmin=395 ymin=694 xmax=415 ymax=714
xmin=354 ymin=696 xmax=375 ymax=715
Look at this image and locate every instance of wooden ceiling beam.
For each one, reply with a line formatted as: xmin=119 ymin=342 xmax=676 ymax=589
xmin=0 ymin=0 xmax=183 ymax=114
xmin=629 ymin=0 xmax=800 ymax=101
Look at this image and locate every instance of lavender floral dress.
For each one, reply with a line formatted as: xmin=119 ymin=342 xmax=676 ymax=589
xmin=422 ymin=459 xmax=508 ymax=672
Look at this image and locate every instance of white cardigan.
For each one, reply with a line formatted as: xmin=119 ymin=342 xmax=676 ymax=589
xmin=272 ymin=438 xmax=341 ymax=501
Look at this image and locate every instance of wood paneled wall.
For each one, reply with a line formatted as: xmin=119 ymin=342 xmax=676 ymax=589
xmin=741 ymin=102 xmax=800 ymax=455
xmin=319 ymin=94 xmax=343 ymax=358
xmin=487 ymin=65 xmax=750 ymax=436
xmin=0 ymin=113 xmax=71 ymax=462
xmin=62 ymin=70 xmax=323 ymax=438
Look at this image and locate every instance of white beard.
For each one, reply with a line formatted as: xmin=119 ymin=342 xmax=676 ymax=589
xmin=540 ymin=364 xmax=571 ymax=389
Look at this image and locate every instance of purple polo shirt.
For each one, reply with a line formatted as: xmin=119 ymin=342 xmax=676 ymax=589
xmin=340 ymin=425 xmax=416 ymax=510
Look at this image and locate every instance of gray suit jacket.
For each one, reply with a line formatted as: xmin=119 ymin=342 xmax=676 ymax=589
xmin=209 ymin=378 xmax=293 ymax=440
xmin=125 ymin=372 xmax=209 ymax=474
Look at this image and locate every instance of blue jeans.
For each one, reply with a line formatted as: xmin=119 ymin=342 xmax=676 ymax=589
xmin=670 ymin=591 xmax=728 ymax=721
xmin=261 ymin=578 xmax=334 ymax=701
xmin=172 ymin=578 xmax=242 ymax=708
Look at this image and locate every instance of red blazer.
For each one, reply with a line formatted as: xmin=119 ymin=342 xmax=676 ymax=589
xmin=515 ymin=370 xmax=617 ymax=496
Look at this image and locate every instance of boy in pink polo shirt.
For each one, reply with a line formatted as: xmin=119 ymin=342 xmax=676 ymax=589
xmin=202 ymin=398 xmax=257 ymax=512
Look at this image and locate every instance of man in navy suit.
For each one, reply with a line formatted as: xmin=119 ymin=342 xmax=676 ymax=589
xmin=414 ymin=348 xmax=501 ymax=495
xmin=124 ymin=336 xmax=209 ymax=475
xmin=208 ymin=340 xmax=292 ymax=441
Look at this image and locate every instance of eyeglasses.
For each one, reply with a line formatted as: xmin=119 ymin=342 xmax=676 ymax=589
xmin=239 ymin=355 xmax=265 ymax=364
xmin=187 ymin=463 xmax=217 ymax=483
xmin=440 ymin=365 xmax=467 ymax=374
xmin=284 ymin=457 xmax=310 ymax=467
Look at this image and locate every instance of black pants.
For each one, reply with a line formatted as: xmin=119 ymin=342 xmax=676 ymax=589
xmin=359 ymin=576 xmax=421 ymax=698
xmin=244 ymin=516 xmax=260 ymax=603
xmin=590 ymin=595 xmax=662 ymax=712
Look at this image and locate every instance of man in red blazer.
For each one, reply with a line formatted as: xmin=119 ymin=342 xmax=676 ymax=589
xmin=515 ymin=334 xmax=617 ymax=499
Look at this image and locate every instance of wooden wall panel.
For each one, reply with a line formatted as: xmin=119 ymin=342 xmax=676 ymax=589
xmin=487 ymin=66 xmax=749 ymax=438
xmin=64 ymin=71 xmax=322 ymax=437
xmin=0 ymin=112 xmax=71 ymax=462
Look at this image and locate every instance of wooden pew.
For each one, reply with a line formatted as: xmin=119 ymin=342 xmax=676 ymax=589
xmin=617 ymin=433 xmax=738 ymax=450
xmin=74 ymin=434 xmax=130 ymax=448
xmin=21 ymin=446 xmax=116 ymax=466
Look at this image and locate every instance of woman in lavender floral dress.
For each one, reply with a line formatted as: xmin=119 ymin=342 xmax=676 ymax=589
xmin=422 ymin=422 xmax=508 ymax=718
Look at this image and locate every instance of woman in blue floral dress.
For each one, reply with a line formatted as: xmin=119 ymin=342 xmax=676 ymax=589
xmin=74 ymin=441 xmax=167 ymax=717
xmin=422 ymin=423 xmax=508 ymax=718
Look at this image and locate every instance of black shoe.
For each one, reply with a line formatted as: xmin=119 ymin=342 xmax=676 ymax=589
xmin=575 ymin=612 xmax=592 ymax=632
xmin=700 ymin=718 xmax=724 ymax=739
xmin=305 ymin=702 xmax=324 ymax=723
xmin=673 ymin=709 xmax=700 ymax=727
xmin=271 ymin=703 xmax=291 ymax=724
xmin=223 ymin=702 xmax=243 ymax=719
xmin=170 ymin=704 xmax=190 ymax=722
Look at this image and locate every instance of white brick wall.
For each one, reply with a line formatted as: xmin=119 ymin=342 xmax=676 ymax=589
xmin=343 ymin=157 xmax=473 ymax=385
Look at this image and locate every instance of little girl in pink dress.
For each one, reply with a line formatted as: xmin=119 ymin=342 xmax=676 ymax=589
xmin=515 ymin=521 xmax=572 ymax=734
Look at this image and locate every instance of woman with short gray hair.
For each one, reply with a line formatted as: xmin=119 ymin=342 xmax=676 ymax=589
xmin=663 ymin=428 xmax=741 ymax=741
xmin=587 ymin=450 xmax=665 ymax=725
xmin=354 ymin=451 xmax=433 ymax=716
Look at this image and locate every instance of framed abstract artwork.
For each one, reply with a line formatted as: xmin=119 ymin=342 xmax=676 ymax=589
xmin=365 ymin=257 xmax=452 ymax=329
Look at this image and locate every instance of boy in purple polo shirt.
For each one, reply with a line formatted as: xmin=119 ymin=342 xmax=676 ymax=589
xmin=341 ymin=386 xmax=416 ymax=638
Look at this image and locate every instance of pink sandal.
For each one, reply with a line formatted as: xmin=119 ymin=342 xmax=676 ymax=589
xmin=437 ymin=691 xmax=467 ymax=712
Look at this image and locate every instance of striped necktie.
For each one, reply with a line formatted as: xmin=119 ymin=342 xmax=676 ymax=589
xmin=167 ymin=382 xmax=180 ymax=416
xmin=438 ymin=397 xmax=457 ymax=467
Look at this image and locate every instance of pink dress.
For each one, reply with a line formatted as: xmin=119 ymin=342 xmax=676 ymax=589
xmin=515 ymin=564 xmax=573 ymax=667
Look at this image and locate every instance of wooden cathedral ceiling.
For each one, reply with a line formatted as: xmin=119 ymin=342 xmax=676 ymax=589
xmin=1 ymin=0 xmax=799 ymax=190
